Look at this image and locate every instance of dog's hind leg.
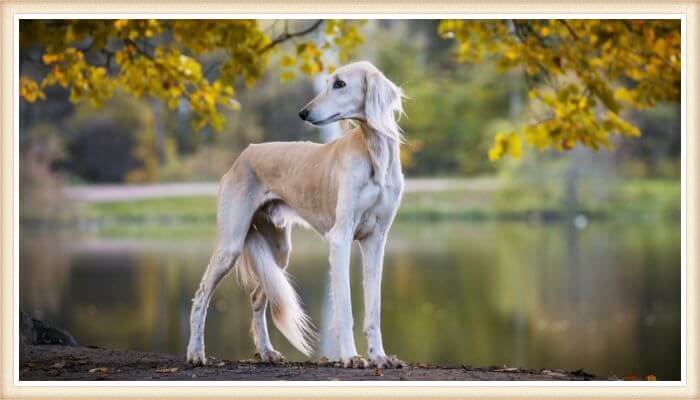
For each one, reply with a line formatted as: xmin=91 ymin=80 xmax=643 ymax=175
xmin=249 ymin=286 xmax=285 ymax=363
xmin=186 ymin=168 xmax=260 ymax=366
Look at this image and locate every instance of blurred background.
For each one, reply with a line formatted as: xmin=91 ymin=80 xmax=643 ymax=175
xmin=19 ymin=20 xmax=680 ymax=379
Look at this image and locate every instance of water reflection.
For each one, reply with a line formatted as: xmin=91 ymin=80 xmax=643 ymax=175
xmin=20 ymin=220 xmax=680 ymax=379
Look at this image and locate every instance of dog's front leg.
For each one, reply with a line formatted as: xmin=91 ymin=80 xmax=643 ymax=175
xmin=326 ymin=175 xmax=368 ymax=368
xmin=359 ymin=232 xmax=404 ymax=368
xmin=327 ymin=225 xmax=367 ymax=368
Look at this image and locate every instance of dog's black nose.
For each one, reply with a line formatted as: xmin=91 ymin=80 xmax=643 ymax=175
xmin=298 ymin=109 xmax=310 ymax=120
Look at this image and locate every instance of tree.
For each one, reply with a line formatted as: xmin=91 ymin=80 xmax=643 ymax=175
xmin=438 ymin=19 xmax=681 ymax=160
xmin=20 ymin=19 xmax=681 ymax=163
xmin=19 ymin=20 xmax=364 ymax=131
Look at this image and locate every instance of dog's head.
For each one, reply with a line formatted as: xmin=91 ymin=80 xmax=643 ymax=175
xmin=299 ymin=61 xmax=405 ymax=141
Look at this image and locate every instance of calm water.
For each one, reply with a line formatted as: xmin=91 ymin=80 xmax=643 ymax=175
xmin=20 ymin=220 xmax=681 ymax=379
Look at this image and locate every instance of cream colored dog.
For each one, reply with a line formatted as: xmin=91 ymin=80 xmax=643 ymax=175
xmin=186 ymin=61 xmax=405 ymax=369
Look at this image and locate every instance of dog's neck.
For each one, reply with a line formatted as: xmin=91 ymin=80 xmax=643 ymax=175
xmin=356 ymin=121 xmax=402 ymax=187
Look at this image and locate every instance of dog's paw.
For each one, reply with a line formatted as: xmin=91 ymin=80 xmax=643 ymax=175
xmin=341 ymin=355 xmax=369 ymax=369
xmin=370 ymin=354 xmax=405 ymax=369
xmin=186 ymin=343 xmax=207 ymax=366
xmin=257 ymin=349 xmax=286 ymax=364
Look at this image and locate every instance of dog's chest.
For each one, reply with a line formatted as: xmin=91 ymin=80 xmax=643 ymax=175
xmin=354 ymin=181 xmax=402 ymax=239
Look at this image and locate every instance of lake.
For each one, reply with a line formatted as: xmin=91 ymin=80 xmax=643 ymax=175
xmin=19 ymin=219 xmax=681 ymax=380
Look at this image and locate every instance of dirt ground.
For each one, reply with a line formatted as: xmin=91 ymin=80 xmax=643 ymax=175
xmin=20 ymin=345 xmax=600 ymax=381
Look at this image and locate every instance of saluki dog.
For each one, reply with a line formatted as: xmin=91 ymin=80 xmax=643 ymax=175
xmin=186 ymin=61 xmax=405 ymax=369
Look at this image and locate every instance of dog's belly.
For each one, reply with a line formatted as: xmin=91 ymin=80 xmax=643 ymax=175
xmin=263 ymin=181 xmax=400 ymax=241
xmin=263 ymin=200 xmax=332 ymax=235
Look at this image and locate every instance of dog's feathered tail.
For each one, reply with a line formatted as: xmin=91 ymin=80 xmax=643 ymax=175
xmin=236 ymin=229 xmax=315 ymax=356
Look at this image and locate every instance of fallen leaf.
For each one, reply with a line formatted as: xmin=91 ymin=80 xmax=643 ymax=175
xmin=623 ymin=375 xmax=639 ymax=381
xmin=155 ymin=367 xmax=179 ymax=373
xmin=374 ymin=368 xmax=383 ymax=377
xmin=215 ymin=362 xmax=225 ymax=367
xmin=646 ymin=374 xmax=657 ymax=381
xmin=89 ymin=367 xmax=109 ymax=373
xmin=50 ymin=360 xmax=66 ymax=369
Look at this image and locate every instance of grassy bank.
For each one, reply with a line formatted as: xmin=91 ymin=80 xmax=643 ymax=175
xmin=74 ymin=178 xmax=680 ymax=227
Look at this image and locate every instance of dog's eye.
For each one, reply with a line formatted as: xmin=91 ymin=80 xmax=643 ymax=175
xmin=333 ymin=80 xmax=346 ymax=89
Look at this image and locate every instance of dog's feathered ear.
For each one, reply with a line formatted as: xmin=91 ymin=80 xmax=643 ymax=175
xmin=365 ymin=70 xmax=405 ymax=142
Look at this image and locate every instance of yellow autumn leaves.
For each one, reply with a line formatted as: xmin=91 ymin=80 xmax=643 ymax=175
xmin=277 ymin=20 xmax=365 ymax=84
xmin=39 ymin=47 xmax=115 ymax=107
xmin=19 ymin=77 xmax=46 ymax=103
xmin=19 ymin=19 xmax=679 ymax=161
xmin=440 ymin=19 xmax=680 ymax=161
xmin=19 ymin=19 xmax=363 ymax=133
xmin=488 ymin=132 xmax=522 ymax=161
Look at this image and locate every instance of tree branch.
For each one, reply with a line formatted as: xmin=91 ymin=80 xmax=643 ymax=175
xmin=508 ymin=20 xmax=558 ymax=89
xmin=99 ymin=48 xmax=115 ymax=72
xmin=124 ymin=38 xmax=154 ymax=61
xmin=258 ymin=19 xmax=324 ymax=54
xmin=560 ymin=20 xmax=580 ymax=41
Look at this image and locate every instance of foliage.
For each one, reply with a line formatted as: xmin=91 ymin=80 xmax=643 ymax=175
xmin=488 ymin=132 xmax=522 ymax=161
xmin=438 ymin=20 xmax=681 ymax=160
xmin=59 ymin=92 xmax=157 ymax=183
xmin=616 ymin=103 xmax=681 ymax=178
xmin=278 ymin=20 xmax=365 ymax=81
xmin=19 ymin=124 xmax=68 ymax=220
xmin=371 ymin=21 xmax=517 ymax=176
xmin=20 ymin=19 xmax=364 ymax=131
xmin=18 ymin=20 xmax=681 ymax=182
xmin=400 ymin=64 xmax=517 ymax=175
